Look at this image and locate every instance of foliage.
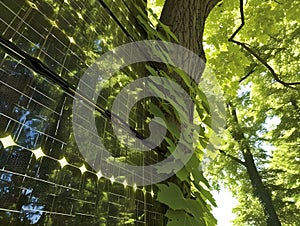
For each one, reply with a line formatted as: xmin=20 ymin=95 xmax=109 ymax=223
xmin=203 ymin=0 xmax=300 ymax=225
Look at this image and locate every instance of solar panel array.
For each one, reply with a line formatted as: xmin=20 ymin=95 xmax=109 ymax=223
xmin=0 ymin=0 xmax=166 ymax=225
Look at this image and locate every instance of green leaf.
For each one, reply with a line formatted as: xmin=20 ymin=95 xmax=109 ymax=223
xmin=136 ymin=15 xmax=156 ymax=39
xmin=176 ymin=167 xmax=190 ymax=182
xmin=165 ymin=137 xmax=175 ymax=149
xmin=157 ymin=183 xmax=206 ymax=222
xmin=145 ymin=65 xmax=159 ymax=77
xmin=157 ymin=20 xmax=179 ymax=42
xmin=148 ymin=102 xmax=166 ymax=120
xmin=166 ymin=121 xmax=180 ymax=138
xmin=165 ymin=210 xmax=201 ymax=226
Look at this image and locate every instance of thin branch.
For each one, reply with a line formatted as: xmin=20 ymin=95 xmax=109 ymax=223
xmin=228 ymin=0 xmax=245 ymax=42
xmin=228 ymin=0 xmax=300 ymax=89
xmin=239 ymin=67 xmax=256 ymax=83
xmin=232 ymin=40 xmax=300 ymax=88
xmin=219 ymin=149 xmax=246 ymax=166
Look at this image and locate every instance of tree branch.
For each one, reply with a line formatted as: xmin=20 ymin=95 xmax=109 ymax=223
xmin=219 ymin=149 xmax=246 ymax=166
xmin=239 ymin=66 xmax=256 ymax=83
xmin=228 ymin=0 xmax=300 ymax=89
xmin=228 ymin=0 xmax=245 ymax=42
xmin=232 ymin=40 xmax=300 ymax=88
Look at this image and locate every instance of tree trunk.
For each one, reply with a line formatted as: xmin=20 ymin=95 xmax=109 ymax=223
xmin=160 ymin=0 xmax=220 ymax=84
xmin=231 ymin=108 xmax=281 ymax=226
xmin=243 ymin=150 xmax=282 ymax=226
xmin=155 ymin=0 xmax=221 ymax=220
xmin=159 ymin=0 xmax=220 ymax=123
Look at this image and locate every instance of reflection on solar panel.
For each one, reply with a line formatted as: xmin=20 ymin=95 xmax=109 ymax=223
xmin=0 ymin=0 xmax=166 ymax=225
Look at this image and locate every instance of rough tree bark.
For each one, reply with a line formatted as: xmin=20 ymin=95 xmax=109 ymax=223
xmin=159 ymin=0 xmax=221 ymax=123
xmin=160 ymin=0 xmax=221 ymax=83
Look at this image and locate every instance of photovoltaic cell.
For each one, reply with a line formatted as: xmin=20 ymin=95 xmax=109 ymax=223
xmin=0 ymin=0 xmax=166 ymax=225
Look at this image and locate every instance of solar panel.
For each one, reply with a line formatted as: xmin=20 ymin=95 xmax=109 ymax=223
xmin=0 ymin=0 xmax=166 ymax=225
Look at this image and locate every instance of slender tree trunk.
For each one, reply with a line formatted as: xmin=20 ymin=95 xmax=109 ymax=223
xmin=243 ymin=151 xmax=281 ymax=226
xmin=231 ymin=108 xmax=281 ymax=226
